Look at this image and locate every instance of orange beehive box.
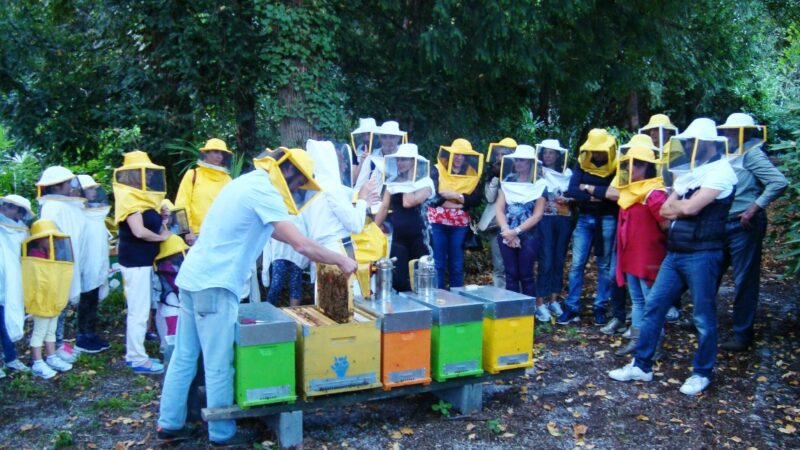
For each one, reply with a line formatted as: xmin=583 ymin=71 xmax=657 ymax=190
xmin=356 ymin=296 xmax=433 ymax=390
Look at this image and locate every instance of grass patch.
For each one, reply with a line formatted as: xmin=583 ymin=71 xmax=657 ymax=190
xmin=535 ymin=321 xmax=553 ymax=336
xmin=52 ymin=430 xmax=74 ymax=448
xmin=132 ymin=389 xmax=157 ymax=403
xmin=90 ymin=397 xmax=136 ymax=412
xmin=60 ymin=371 xmax=93 ymax=391
xmin=6 ymin=374 xmax=47 ymax=397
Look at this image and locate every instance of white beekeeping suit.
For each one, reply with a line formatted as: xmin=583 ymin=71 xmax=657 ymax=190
xmin=37 ymin=166 xmax=86 ymax=303
xmin=77 ymin=175 xmax=111 ymax=299
xmin=0 ymin=195 xmax=34 ymax=342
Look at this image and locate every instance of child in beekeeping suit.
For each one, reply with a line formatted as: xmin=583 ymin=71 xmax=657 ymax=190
xmin=22 ymin=219 xmax=76 ymax=379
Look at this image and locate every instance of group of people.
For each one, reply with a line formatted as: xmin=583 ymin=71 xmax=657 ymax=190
xmin=0 ymin=110 xmax=787 ymax=445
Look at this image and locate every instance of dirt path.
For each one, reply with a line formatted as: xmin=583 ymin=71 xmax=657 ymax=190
xmin=1 ymin=279 xmax=798 ymax=449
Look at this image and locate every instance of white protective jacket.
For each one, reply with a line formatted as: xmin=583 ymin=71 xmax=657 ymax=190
xmin=39 ymin=195 xmax=86 ymax=302
xmin=0 ymin=214 xmax=28 ymax=341
xmin=302 ymin=140 xmax=368 ymax=251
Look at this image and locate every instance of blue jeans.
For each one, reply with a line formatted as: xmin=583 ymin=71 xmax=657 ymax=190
xmin=158 ymin=288 xmax=238 ymax=442
xmin=430 ymin=223 xmax=468 ymax=289
xmin=498 ymin=233 xmax=539 ymax=297
xmin=721 ymin=211 xmax=767 ymax=342
xmin=634 ymin=250 xmax=724 ymax=378
xmin=267 ymin=260 xmax=303 ymax=305
xmin=0 ymin=305 xmax=18 ymax=363
xmin=626 ymin=274 xmax=651 ymax=328
xmin=609 ymin=250 xmax=627 ymax=321
xmin=536 ymin=215 xmax=572 ymax=297
xmin=564 ymin=214 xmax=617 ymax=313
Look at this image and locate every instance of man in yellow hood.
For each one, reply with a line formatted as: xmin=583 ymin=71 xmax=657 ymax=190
xmin=174 ymin=138 xmax=233 ymax=245
xmin=157 ymin=147 xmax=357 ymax=447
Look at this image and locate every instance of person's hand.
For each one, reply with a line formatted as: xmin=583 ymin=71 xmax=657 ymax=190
xmin=440 ymin=190 xmax=459 ymax=201
xmin=441 ymin=200 xmax=463 ymax=209
xmin=158 ymin=229 xmax=172 ymax=242
xmin=184 ymin=232 xmax=196 ymax=245
xmin=555 ymin=195 xmax=569 ymax=205
xmin=337 ymin=256 xmax=358 ymax=276
xmin=739 ymin=203 xmax=761 ymax=230
xmin=500 ymin=227 xmax=517 ymax=240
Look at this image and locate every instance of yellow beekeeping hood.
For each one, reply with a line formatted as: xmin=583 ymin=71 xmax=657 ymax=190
xmin=155 ymin=234 xmax=189 ymax=262
xmin=112 ymin=151 xmax=167 ymax=223
xmin=436 ymin=138 xmax=484 ymax=194
xmin=487 ymin=137 xmax=518 ymax=167
xmin=639 ymin=114 xmax=679 ymax=150
xmin=716 ymin=113 xmax=767 ymax=157
xmin=199 ymin=138 xmax=233 ymax=155
xmin=253 ymin=147 xmax=322 ymax=215
xmin=579 ymin=129 xmax=617 ymax=178
xmin=22 ymin=219 xmax=74 ymax=317
xmin=616 ymin=146 xmax=665 ymax=209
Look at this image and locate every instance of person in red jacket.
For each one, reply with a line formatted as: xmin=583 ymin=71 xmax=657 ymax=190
xmin=611 ymin=137 xmax=669 ymax=356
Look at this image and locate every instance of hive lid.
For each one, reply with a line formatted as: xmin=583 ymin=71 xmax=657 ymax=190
xmin=236 ymin=302 xmax=297 ymax=346
xmin=452 ymin=285 xmax=536 ymax=319
xmin=355 ymin=295 xmax=432 ymax=332
xmin=401 ymin=289 xmax=484 ymax=325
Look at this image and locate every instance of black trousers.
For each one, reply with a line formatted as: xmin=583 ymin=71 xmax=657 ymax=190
xmin=78 ymin=287 xmax=100 ymax=335
xmin=391 ymin=234 xmax=429 ymax=292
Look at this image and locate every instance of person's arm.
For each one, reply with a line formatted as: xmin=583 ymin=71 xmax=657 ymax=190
xmin=604 ymin=185 xmax=620 ymax=201
xmin=495 ymin=190 xmax=508 ymax=229
xmin=485 ymin=176 xmax=500 ymax=203
xmin=660 ymin=187 xmax=721 ymax=220
xmin=565 ymin=165 xmax=591 ymax=201
xmin=329 ymin=189 xmax=367 ymax=234
xmin=403 ymin=187 xmax=432 ymax=208
xmin=272 ymin=221 xmax=357 ymax=275
xmin=646 ymin=190 xmax=670 ymax=231
xmin=462 ymin=187 xmax=482 ymax=209
xmin=739 ymin=150 xmax=789 ymax=228
xmin=126 ymin=212 xmax=170 ymax=242
xmin=373 ymin=190 xmax=391 ymax=227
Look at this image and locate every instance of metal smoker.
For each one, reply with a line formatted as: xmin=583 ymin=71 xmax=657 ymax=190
xmin=410 ymin=255 xmax=436 ymax=298
xmin=374 ymin=257 xmax=396 ymax=301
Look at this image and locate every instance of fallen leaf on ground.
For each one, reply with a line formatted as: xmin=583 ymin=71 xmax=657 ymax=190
xmin=501 ymin=432 xmax=515 ymax=438
xmin=466 ymin=423 xmax=476 ymax=431
xmin=390 ymin=431 xmax=402 ymax=439
xmin=547 ymin=422 xmax=563 ymax=436
xmin=636 ymin=415 xmax=649 ymax=421
xmin=573 ymin=424 xmax=588 ymax=439
xmin=757 ymin=376 xmax=768 ymax=383
xmin=593 ymin=389 xmax=607 ymax=397
xmin=778 ymin=424 xmax=796 ymax=434
xmin=730 ymin=436 xmax=742 ymax=443
xmin=19 ymin=424 xmax=36 ymax=432
xmin=400 ymin=427 xmax=414 ymax=435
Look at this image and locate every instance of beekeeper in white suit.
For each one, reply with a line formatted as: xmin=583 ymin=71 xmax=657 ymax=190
xmin=0 ymin=194 xmax=35 ymax=375
xmin=74 ymin=175 xmax=112 ymax=354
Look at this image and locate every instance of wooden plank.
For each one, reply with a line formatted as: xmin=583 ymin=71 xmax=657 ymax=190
xmin=203 ymin=368 xmax=525 ymax=421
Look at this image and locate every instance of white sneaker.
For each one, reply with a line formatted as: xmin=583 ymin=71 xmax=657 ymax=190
xmin=679 ymin=375 xmax=710 ymax=396
xmin=56 ymin=345 xmax=77 ymax=364
xmin=0 ymin=367 xmax=5 ymax=379
xmin=32 ymin=360 xmax=57 ymax=379
xmin=535 ymin=305 xmax=552 ymax=322
xmin=547 ymin=301 xmax=564 ymax=317
xmin=5 ymin=359 xmax=31 ymax=372
xmin=608 ymin=360 xmax=653 ymax=382
xmin=46 ymin=355 xmax=73 ymax=372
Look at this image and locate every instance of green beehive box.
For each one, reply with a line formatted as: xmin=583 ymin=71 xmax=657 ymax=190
xmin=430 ymin=321 xmax=484 ymax=381
xmin=235 ymin=302 xmax=297 ymax=408
xmin=403 ymin=289 xmax=484 ymax=381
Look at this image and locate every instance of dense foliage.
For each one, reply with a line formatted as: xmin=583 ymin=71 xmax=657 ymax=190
xmin=0 ymin=0 xmax=798 ymax=271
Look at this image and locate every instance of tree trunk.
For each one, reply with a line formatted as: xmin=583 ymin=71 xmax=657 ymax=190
xmin=234 ymin=87 xmax=257 ymax=154
xmin=279 ymin=84 xmax=318 ymax=147
xmin=627 ymin=91 xmax=640 ymax=130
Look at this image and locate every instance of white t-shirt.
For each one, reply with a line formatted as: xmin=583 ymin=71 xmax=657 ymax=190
xmin=177 ymin=170 xmax=290 ymax=298
xmin=673 ymin=158 xmax=738 ymax=199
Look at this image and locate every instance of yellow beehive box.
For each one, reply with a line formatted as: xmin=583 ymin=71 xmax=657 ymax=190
xmin=482 ymin=315 xmax=534 ymax=373
xmin=282 ymin=306 xmax=382 ymax=398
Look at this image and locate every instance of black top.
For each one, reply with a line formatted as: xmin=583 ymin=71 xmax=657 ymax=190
xmin=565 ymin=163 xmax=619 ymax=216
xmin=387 ymin=193 xmax=425 ymax=239
xmin=429 ymin=165 xmax=482 ymax=210
xmin=118 ymin=209 xmax=162 ymax=268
